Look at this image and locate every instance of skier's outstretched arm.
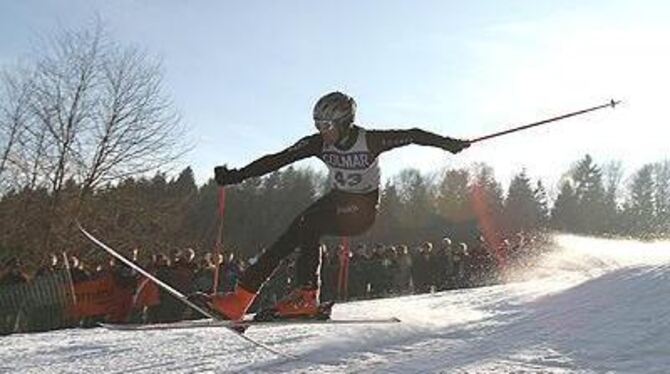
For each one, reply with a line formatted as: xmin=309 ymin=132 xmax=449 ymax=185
xmin=214 ymin=134 xmax=321 ymax=186
xmin=367 ymin=128 xmax=470 ymax=156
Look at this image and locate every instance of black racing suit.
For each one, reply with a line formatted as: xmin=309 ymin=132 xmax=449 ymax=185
xmin=229 ymin=126 xmax=466 ymax=293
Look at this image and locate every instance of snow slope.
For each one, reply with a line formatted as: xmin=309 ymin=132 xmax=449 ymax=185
xmin=2 ymin=235 xmax=670 ymax=373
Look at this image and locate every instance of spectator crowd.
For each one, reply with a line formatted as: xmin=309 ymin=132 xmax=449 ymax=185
xmin=0 ymin=231 xmax=549 ymax=335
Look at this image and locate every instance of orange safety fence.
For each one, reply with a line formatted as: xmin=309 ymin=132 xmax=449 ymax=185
xmin=133 ymin=277 xmax=160 ymax=309
xmin=68 ymin=274 xmax=134 ymax=322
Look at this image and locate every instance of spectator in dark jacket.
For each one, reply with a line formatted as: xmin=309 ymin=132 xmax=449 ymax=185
xmin=0 ymin=257 xmax=30 ymax=335
xmin=34 ymin=253 xmax=59 ymax=278
xmin=0 ymin=257 xmax=29 ymax=286
xmin=394 ymin=245 xmax=413 ymax=294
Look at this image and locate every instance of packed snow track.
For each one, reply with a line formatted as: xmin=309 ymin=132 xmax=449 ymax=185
xmin=2 ymin=235 xmax=670 ymax=373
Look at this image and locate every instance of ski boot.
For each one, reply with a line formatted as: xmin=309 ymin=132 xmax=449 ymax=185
xmin=253 ymin=287 xmax=334 ymax=322
xmin=188 ymin=286 xmax=257 ymax=321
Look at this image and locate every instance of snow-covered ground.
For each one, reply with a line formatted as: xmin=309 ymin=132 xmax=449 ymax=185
xmin=2 ymin=234 xmax=670 ymax=373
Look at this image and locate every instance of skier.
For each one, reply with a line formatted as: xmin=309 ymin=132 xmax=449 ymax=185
xmin=206 ymin=91 xmax=470 ymax=320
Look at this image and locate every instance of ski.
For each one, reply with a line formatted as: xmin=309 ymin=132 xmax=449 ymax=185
xmin=77 ymin=223 xmax=296 ymax=360
xmin=101 ymin=316 xmax=401 ymax=332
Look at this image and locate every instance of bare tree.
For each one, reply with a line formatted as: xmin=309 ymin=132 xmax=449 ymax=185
xmin=77 ymin=44 xmax=185 ymax=195
xmin=29 ymin=24 xmax=104 ymax=205
xmin=16 ymin=21 xmax=188 ymax=199
xmin=0 ymin=20 xmax=189 ymax=248
xmin=0 ymin=68 xmax=33 ymax=192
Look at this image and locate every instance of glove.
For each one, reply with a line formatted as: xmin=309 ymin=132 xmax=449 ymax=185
xmin=214 ymin=165 xmax=244 ymax=186
xmin=445 ymin=138 xmax=471 ymax=154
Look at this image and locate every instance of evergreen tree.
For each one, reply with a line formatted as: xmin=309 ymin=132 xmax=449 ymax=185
xmin=187 ymin=178 xmax=221 ymax=252
xmin=470 ymin=164 xmax=504 ymax=257
xmin=366 ymin=181 xmax=402 ymax=242
xmin=167 ymin=167 xmax=198 ymax=248
xmin=551 ymin=181 xmax=579 ymax=232
xmin=602 ymin=161 xmax=624 ymax=233
xmin=471 ymin=164 xmax=504 ymax=221
xmin=624 ymin=164 xmax=656 ymax=237
xmin=504 ymin=170 xmax=540 ymax=233
xmin=571 ymin=155 xmax=608 ymax=234
xmin=533 ymin=180 xmax=550 ymax=228
xmin=436 ymin=168 xmax=473 ymax=224
xmin=224 ymin=174 xmax=268 ymax=257
xmin=171 ymin=167 xmax=197 ymax=197
xmin=395 ymin=169 xmax=433 ymax=233
xmin=653 ymin=161 xmax=670 ymax=236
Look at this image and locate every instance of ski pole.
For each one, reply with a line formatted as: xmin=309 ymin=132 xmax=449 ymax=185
xmin=470 ymin=99 xmax=621 ymax=144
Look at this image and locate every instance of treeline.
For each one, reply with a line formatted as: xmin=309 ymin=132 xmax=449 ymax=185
xmin=1 ymin=153 xmax=669 ymax=268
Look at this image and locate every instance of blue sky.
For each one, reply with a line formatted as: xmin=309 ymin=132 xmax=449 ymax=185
xmin=2 ymin=0 xmax=669 ymax=195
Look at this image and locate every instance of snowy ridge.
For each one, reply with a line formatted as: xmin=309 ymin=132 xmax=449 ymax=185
xmin=2 ymin=235 xmax=670 ymax=373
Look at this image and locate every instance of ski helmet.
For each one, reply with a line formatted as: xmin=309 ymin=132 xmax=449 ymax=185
xmin=313 ymin=91 xmax=356 ymax=132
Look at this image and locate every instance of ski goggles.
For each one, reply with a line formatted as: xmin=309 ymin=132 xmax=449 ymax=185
xmin=314 ymin=116 xmax=349 ymax=132
xmin=314 ymin=119 xmax=337 ymax=132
